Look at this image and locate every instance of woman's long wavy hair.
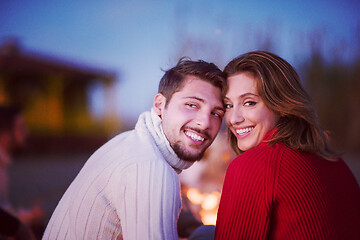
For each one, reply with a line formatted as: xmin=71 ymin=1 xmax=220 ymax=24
xmin=224 ymin=51 xmax=338 ymax=161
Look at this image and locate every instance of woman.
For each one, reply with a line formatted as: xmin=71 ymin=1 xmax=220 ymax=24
xmin=215 ymin=51 xmax=360 ymax=240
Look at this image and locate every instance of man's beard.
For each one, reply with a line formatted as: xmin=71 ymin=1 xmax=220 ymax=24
xmin=170 ymin=141 xmax=206 ymax=162
xmin=167 ymin=126 xmax=212 ymax=162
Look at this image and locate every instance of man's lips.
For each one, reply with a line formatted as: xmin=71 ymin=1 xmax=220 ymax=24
xmin=182 ymin=127 xmax=210 ymax=143
xmin=184 ymin=130 xmax=205 ymax=142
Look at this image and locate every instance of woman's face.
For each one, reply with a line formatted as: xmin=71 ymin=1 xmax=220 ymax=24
xmin=224 ymin=72 xmax=279 ymax=152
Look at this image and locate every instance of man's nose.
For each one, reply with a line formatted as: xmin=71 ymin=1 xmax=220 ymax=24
xmin=195 ymin=112 xmax=211 ymax=129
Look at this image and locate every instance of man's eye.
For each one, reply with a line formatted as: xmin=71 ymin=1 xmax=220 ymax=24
xmin=224 ymin=103 xmax=233 ymax=109
xmin=212 ymin=111 xmax=224 ymax=119
xmin=186 ymin=103 xmax=197 ymax=108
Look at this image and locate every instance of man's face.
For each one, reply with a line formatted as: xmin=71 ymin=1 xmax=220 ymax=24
xmin=153 ymin=76 xmax=224 ymax=162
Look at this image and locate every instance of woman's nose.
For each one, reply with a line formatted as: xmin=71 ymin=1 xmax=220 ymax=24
xmin=228 ymin=107 xmax=244 ymax=126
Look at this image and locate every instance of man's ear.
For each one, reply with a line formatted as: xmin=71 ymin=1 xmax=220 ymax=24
xmin=153 ymin=93 xmax=166 ymax=117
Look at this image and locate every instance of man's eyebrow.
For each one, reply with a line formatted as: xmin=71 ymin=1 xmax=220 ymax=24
xmin=184 ymin=96 xmax=205 ymax=102
xmin=214 ymin=106 xmax=225 ymax=112
xmin=185 ymin=96 xmax=224 ymax=111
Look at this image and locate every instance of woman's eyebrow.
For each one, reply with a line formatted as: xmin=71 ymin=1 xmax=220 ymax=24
xmin=239 ymin=92 xmax=259 ymax=98
xmin=224 ymin=92 xmax=259 ymax=100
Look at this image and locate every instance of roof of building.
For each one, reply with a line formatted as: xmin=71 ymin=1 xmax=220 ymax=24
xmin=0 ymin=40 xmax=116 ymax=83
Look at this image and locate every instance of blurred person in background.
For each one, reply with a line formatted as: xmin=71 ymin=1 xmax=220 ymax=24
xmin=0 ymin=105 xmax=26 ymax=207
xmin=0 ymin=105 xmax=43 ymax=239
xmin=215 ymin=51 xmax=360 ymax=239
xmin=43 ymin=57 xmax=226 ymax=240
xmin=0 ymin=207 xmax=36 ymax=240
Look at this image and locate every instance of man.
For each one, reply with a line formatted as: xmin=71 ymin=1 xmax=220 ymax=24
xmin=0 ymin=105 xmax=27 ymax=208
xmin=0 ymin=105 xmax=37 ymax=239
xmin=43 ymin=58 xmax=226 ymax=239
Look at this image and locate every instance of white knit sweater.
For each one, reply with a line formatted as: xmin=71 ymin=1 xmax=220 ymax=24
xmin=43 ymin=110 xmax=193 ymax=240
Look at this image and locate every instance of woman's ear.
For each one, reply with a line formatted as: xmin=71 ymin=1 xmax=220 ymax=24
xmin=153 ymin=93 xmax=166 ymax=117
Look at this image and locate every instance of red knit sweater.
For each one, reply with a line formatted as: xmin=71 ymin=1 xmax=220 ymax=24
xmin=215 ymin=132 xmax=360 ymax=240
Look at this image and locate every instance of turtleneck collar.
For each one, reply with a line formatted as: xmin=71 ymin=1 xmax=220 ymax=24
xmin=262 ymin=128 xmax=278 ymax=142
xmin=135 ymin=109 xmax=194 ymax=174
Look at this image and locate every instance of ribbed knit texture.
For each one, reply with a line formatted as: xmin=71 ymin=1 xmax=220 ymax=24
xmin=43 ymin=110 xmax=193 ymax=240
xmin=215 ymin=130 xmax=360 ymax=240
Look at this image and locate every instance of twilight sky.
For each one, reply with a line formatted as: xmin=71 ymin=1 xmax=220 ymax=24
xmin=1 ymin=0 xmax=359 ymax=122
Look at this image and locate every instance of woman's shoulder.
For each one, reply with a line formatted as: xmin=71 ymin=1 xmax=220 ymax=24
xmin=233 ymin=140 xmax=285 ymax=160
xmin=223 ymin=143 xmax=284 ymax=199
xmin=227 ymin=142 xmax=285 ymax=175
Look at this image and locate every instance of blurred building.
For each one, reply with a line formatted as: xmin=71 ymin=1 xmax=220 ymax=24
xmin=0 ymin=40 xmax=121 ymax=154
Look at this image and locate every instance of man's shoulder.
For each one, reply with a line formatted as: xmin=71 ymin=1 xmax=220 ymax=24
xmin=76 ymin=128 xmax=173 ymax=184
xmin=91 ymin=128 xmax=166 ymax=167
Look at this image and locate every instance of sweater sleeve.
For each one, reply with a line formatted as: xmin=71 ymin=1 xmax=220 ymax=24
xmin=215 ymin=147 xmax=278 ymax=240
xmin=115 ymin=159 xmax=181 ymax=240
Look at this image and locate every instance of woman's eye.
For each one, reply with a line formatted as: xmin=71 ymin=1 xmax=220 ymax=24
xmin=244 ymin=101 xmax=256 ymax=106
xmin=224 ymin=103 xmax=233 ymax=109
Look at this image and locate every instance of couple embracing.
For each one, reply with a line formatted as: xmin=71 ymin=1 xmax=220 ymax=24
xmin=44 ymin=51 xmax=360 ymax=240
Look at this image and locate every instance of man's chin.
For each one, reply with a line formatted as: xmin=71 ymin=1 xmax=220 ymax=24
xmin=171 ymin=142 xmax=208 ymax=162
xmin=176 ymin=150 xmax=205 ymax=162
xmin=183 ymin=157 xmax=201 ymax=163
